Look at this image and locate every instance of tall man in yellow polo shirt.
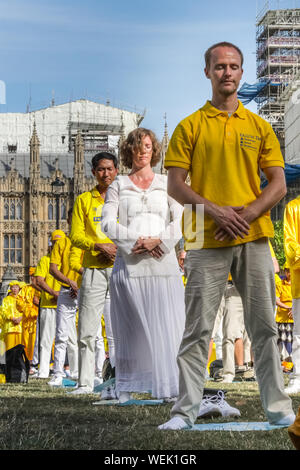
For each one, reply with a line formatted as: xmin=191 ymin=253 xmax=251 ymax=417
xmin=34 ymin=231 xmax=63 ymax=378
xmin=48 ymin=209 xmax=83 ymax=386
xmin=69 ymin=152 xmax=117 ymax=394
xmin=159 ymin=41 xmax=294 ymax=430
xmin=284 ymin=196 xmax=300 ymax=393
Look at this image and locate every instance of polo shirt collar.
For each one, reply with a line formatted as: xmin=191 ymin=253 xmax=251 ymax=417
xmin=202 ymin=100 xmax=246 ymax=119
xmin=91 ymin=186 xmax=104 ymax=200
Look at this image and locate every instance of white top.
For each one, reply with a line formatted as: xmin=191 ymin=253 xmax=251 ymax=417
xmin=101 ymin=174 xmax=183 ymax=277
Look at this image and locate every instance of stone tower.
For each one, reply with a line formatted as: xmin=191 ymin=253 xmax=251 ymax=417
xmin=160 ymin=113 xmax=169 ymax=175
xmin=73 ymin=129 xmax=85 ymax=200
xmin=29 ymin=121 xmax=40 ymax=267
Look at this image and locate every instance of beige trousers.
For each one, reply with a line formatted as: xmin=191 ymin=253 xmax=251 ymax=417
xmin=78 ymin=267 xmax=112 ymax=389
xmin=171 ymin=238 xmax=293 ymax=425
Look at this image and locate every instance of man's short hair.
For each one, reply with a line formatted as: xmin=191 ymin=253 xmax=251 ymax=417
xmin=204 ymin=42 xmax=244 ymax=68
xmin=91 ymin=152 xmax=118 ymax=169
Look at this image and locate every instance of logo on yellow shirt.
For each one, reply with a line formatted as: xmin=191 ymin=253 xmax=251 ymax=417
xmin=240 ymin=133 xmax=261 ymax=151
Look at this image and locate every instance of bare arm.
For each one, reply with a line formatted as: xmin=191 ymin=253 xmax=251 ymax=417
xmin=35 ymin=276 xmax=60 ymax=302
xmin=167 ymin=167 xmax=250 ymax=240
xmin=214 ymin=166 xmax=286 ymax=241
xmin=49 ymin=263 xmax=79 ymax=292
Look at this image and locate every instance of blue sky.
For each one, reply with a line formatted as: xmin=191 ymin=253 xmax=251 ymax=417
xmin=0 ymin=0 xmax=293 ymax=138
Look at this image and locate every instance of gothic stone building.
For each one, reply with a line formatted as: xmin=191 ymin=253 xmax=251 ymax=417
xmin=0 ymin=99 xmax=158 ymax=283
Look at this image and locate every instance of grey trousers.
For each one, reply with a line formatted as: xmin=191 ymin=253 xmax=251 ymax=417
xmin=171 ymin=238 xmax=293 ymax=425
xmin=78 ymin=267 xmax=112 ymax=389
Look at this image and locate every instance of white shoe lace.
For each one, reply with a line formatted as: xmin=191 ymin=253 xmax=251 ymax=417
xmin=201 ymin=390 xmax=225 ymax=407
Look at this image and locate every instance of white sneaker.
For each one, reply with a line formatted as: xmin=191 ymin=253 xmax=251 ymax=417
xmin=198 ymin=391 xmax=241 ymax=418
xmin=118 ymin=391 xmax=132 ymax=403
xmin=285 ymin=379 xmax=300 ymax=394
xmin=94 ymin=376 xmax=103 ymax=388
xmin=272 ymin=412 xmax=296 ymax=426
xmin=101 ymin=385 xmax=117 ymax=400
xmin=48 ymin=376 xmax=63 ymax=387
xmin=68 ymin=386 xmax=93 ymax=395
xmin=163 ymin=397 xmax=177 ymax=403
xmin=158 ymin=417 xmax=190 ymax=430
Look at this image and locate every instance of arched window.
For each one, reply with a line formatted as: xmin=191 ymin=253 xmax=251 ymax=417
xmin=16 ymin=235 xmax=22 ymax=263
xmin=10 ymin=235 xmax=15 ymax=263
xmin=4 ymin=235 xmax=9 ymax=263
xmin=61 ymin=200 xmax=66 ymax=220
xmin=3 ymin=201 xmax=9 ymax=220
xmin=10 ymin=202 xmax=15 ymax=220
xmin=3 ymin=234 xmax=23 ymax=264
xmin=48 ymin=200 xmax=54 ymax=220
xmin=16 ymin=202 xmax=22 ymax=220
xmin=3 ymin=198 xmax=23 ymax=220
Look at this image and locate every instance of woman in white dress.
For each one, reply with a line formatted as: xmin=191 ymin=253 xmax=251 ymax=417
xmin=101 ymin=127 xmax=185 ymax=402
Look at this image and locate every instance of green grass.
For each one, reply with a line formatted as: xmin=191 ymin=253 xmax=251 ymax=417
xmin=0 ymin=377 xmax=298 ymax=450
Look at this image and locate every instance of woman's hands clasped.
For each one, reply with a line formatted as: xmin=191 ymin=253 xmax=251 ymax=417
xmin=132 ymin=237 xmax=164 ymax=259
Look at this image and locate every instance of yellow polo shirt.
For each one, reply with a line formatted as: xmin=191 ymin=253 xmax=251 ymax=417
xmin=34 ymin=254 xmax=61 ymax=308
xmin=276 ymin=278 xmax=293 ymax=323
xmin=69 ymin=244 xmax=84 ymax=278
xmin=50 ymin=236 xmax=83 ymax=288
xmin=70 ymin=187 xmax=114 ymax=269
xmin=165 ymin=100 xmax=284 ymax=249
xmin=284 ymin=196 xmax=300 ymax=298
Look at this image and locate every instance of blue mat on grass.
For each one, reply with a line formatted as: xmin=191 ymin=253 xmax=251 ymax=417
xmin=93 ymin=377 xmax=115 ymax=393
xmin=62 ymin=378 xmax=77 ymax=387
xmin=190 ymin=422 xmax=288 ymax=431
xmin=92 ymin=399 xmax=164 ymax=406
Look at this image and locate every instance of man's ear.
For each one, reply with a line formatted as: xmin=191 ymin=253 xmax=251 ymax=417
xmin=204 ymin=67 xmax=210 ymax=79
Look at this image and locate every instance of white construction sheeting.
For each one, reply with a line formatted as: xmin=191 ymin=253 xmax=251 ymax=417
xmin=0 ymin=99 xmax=143 ymax=154
xmin=285 ymin=82 xmax=300 ymax=164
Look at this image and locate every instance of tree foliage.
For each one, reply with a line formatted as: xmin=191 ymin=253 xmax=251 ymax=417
xmin=270 ymin=220 xmax=285 ymax=268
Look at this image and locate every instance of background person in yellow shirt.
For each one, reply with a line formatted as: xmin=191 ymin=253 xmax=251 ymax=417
xmin=159 ymin=42 xmax=293 ymax=431
xmin=275 ymin=265 xmax=293 ymax=371
xmin=34 ymin=232 xmax=62 ymax=378
xmin=284 ymin=196 xmax=300 ymax=393
xmin=16 ymin=268 xmax=40 ymax=363
xmin=1 ymin=281 xmax=23 ymax=351
xmin=69 ymin=151 xmax=118 ymax=395
xmin=48 ymin=209 xmax=82 ymax=386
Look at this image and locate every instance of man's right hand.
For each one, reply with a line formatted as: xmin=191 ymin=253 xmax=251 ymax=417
xmin=212 ymin=205 xmax=250 ymax=241
xmin=52 ymin=291 xmax=60 ymax=301
xmin=94 ymin=243 xmax=117 ymax=261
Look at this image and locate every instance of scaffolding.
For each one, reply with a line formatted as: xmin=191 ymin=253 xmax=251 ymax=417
xmin=256 ymin=5 xmax=300 ymax=147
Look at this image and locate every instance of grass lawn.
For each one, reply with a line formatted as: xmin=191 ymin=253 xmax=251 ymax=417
xmin=0 ymin=375 xmax=299 ymax=451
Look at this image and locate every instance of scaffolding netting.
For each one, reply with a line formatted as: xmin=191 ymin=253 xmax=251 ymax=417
xmin=237 ymin=80 xmax=281 ymax=105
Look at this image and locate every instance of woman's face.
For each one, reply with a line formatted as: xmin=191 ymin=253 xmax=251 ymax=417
xmin=132 ymin=135 xmax=153 ymax=169
xmin=10 ymin=285 xmax=20 ymax=295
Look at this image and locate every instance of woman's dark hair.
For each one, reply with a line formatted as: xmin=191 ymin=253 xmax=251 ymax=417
xmin=91 ymin=152 xmax=118 ymax=169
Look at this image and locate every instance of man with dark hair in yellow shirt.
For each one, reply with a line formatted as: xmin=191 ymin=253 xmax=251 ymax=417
xmin=69 ymin=152 xmax=118 ymax=394
xmin=159 ymin=41 xmax=294 ymax=430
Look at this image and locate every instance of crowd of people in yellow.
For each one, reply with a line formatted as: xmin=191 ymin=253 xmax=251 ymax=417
xmin=3 ymin=40 xmax=300 ymax=450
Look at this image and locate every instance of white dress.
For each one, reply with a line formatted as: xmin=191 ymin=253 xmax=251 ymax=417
xmin=101 ymin=174 xmax=185 ymax=398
